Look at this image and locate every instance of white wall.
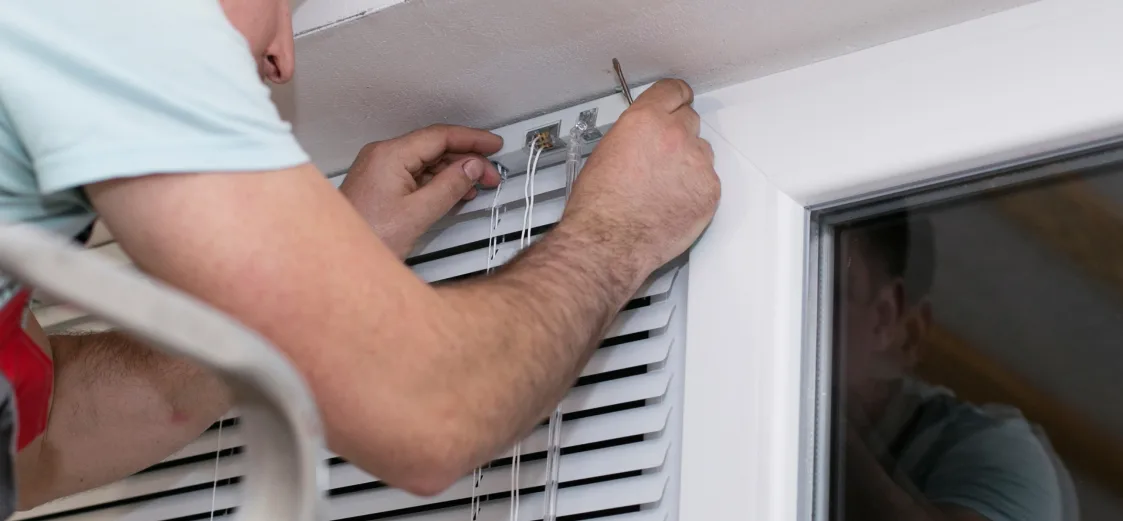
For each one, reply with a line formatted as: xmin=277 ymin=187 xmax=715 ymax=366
xmin=699 ymin=0 xmax=1123 ymax=207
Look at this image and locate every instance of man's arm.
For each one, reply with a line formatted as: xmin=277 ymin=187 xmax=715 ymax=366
xmin=16 ymin=325 xmax=230 ymax=510
xmin=79 ymin=80 xmax=717 ymax=497
xmin=14 ymin=123 xmax=499 ymax=510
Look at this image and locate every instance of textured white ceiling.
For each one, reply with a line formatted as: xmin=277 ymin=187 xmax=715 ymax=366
xmin=277 ymin=0 xmax=1036 ymax=174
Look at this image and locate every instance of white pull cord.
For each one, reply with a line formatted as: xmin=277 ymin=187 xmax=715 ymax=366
xmin=486 ymin=174 xmax=507 ymax=274
xmin=509 ymin=136 xmax=547 ymax=521
xmin=208 ymin=420 xmax=224 ymax=520
xmin=470 ymin=171 xmax=507 ymax=521
xmin=470 ymin=466 xmax=484 ymax=521
xmin=520 ymin=138 xmax=545 ymax=249
xmin=541 ymin=122 xmax=585 ymax=521
xmin=541 ymin=407 xmax=563 ymax=521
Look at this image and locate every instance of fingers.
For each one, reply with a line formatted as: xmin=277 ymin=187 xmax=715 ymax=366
xmin=426 ymin=153 xmax=502 ymax=188
xmin=634 ymin=78 xmax=701 ymax=137
xmin=409 ymin=157 xmax=490 ymax=224
xmin=395 ymin=125 xmax=504 ymax=175
xmin=633 ymin=79 xmax=694 ymax=114
xmin=699 ymin=138 xmax=715 ymax=164
xmin=673 ymin=105 xmax=701 ymax=137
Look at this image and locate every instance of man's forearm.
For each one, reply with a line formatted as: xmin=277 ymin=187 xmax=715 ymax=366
xmin=17 ymin=331 xmax=231 ymax=509
xmin=326 ymin=215 xmax=652 ymax=495
xmin=442 ymin=217 xmax=649 ymax=452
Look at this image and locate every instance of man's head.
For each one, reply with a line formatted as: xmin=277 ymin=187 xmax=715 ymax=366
xmin=839 ymin=210 xmax=935 ymax=399
xmin=220 ymin=0 xmax=296 ymax=84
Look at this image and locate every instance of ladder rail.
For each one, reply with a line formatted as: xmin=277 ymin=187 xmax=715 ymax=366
xmin=0 ymin=223 xmax=327 ymax=521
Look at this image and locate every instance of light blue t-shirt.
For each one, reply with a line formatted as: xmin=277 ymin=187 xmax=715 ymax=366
xmin=0 ymin=0 xmax=309 ymax=238
xmin=870 ymin=378 xmax=1069 ymax=521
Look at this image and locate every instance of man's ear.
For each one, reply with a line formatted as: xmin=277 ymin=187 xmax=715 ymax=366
xmin=872 ymin=280 xmax=907 ymax=350
xmin=902 ymin=298 xmax=933 ymax=369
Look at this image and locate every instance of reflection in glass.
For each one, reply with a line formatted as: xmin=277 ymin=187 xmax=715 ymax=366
xmin=830 ymin=167 xmax=1123 ymax=521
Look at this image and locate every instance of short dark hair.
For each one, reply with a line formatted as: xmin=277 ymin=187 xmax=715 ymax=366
xmin=848 ymin=210 xmax=935 ymax=304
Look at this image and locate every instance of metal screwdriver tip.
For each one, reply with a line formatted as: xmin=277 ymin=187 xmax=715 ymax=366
xmin=612 ymin=58 xmax=634 ymax=105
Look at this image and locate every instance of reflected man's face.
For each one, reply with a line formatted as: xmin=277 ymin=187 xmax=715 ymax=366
xmin=839 ymin=234 xmax=930 ymax=414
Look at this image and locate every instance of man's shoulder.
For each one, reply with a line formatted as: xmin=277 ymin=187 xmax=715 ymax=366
xmin=897 ymin=381 xmax=1044 ymax=476
xmin=0 ymin=0 xmax=307 ymax=200
xmin=900 ymin=384 xmax=1066 ymax=521
xmin=904 ymin=379 xmax=1032 ymax=432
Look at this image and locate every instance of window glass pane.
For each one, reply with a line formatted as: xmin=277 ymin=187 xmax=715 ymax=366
xmin=828 ymin=158 xmax=1123 ymax=521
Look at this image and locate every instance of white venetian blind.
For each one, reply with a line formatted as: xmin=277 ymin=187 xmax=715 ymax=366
xmin=21 ymin=108 xmax=687 ymax=521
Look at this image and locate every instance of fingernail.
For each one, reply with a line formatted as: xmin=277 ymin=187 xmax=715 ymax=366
xmin=463 ymin=159 xmax=484 ymax=181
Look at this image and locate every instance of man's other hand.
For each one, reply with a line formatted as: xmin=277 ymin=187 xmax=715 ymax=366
xmin=341 ymin=125 xmax=504 ymax=258
xmin=564 ymin=79 xmax=720 ymax=275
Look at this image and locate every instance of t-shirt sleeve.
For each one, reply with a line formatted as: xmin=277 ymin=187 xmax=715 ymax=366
xmin=923 ymin=421 xmax=1064 ymax=521
xmin=0 ymin=0 xmax=309 ymax=194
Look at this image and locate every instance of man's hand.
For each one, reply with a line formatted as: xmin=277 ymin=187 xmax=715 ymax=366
xmin=564 ymin=79 xmax=720 ymax=275
xmin=340 ymin=125 xmax=504 ymax=258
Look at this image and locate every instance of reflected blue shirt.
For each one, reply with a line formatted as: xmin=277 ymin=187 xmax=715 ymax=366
xmin=873 ymin=379 xmax=1067 ymax=521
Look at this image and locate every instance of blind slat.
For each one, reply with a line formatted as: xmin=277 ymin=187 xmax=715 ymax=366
xmin=581 ymin=510 xmax=669 ymax=521
xmin=20 ymin=362 xmax=674 ymax=520
xmin=160 ymin=428 xmax=241 ymax=464
xmin=551 ymin=473 xmax=668 ymax=519
xmin=560 ymin=369 xmax=670 ymax=415
xmin=500 ymin=398 xmax=672 ymax=459
xmin=636 ymin=264 xmax=679 ymax=299
xmin=413 ymin=196 xmax=564 ymax=257
xmin=413 ymin=236 xmax=540 ymax=283
xmin=171 ymin=333 xmax=670 ymax=466
xmin=580 ymin=335 xmax=673 ymax=378
xmin=24 ymin=443 xmax=669 ymax=521
xmin=605 ymin=301 xmax=674 ymax=339
xmin=450 ymin=163 xmax=566 ymax=219
xmin=328 ymin=438 xmax=670 ymax=515
xmin=153 ymin=332 xmax=670 ymax=470
xmin=378 ymin=473 xmax=669 ymax=521
xmin=11 ymin=454 xmax=244 ymax=521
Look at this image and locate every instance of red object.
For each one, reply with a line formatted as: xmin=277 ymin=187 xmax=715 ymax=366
xmin=0 ymin=290 xmax=53 ymax=450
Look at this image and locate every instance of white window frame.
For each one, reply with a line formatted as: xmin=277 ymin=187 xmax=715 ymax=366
xmin=677 ymin=1 xmax=1123 ymax=520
